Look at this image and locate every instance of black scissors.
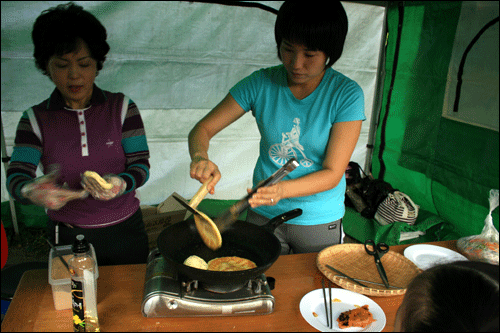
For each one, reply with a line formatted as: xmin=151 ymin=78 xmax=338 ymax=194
xmin=364 ymin=239 xmax=390 ymax=288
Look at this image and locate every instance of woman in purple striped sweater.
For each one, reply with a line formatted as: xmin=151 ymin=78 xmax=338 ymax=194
xmin=6 ymin=2 xmax=151 ymax=266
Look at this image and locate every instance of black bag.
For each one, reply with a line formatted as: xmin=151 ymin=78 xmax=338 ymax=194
xmin=345 ymin=161 xmax=363 ymax=186
xmin=355 ymin=177 xmax=396 ymax=219
xmin=344 ymin=162 xmax=396 ymax=218
xmin=345 ymin=162 xmax=364 ymax=209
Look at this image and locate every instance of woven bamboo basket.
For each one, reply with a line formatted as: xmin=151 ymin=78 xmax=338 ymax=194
xmin=317 ymin=244 xmax=421 ymax=297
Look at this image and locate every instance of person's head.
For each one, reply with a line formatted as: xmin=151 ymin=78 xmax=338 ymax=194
xmin=394 ymin=260 xmax=499 ymax=332
xmin=32 ymin=2 xmax=109 ymax=108
xmin=274 ymin=1 xmax=348 ymax=69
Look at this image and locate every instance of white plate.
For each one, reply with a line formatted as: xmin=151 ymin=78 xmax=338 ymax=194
xmin=299 ymin=288 xmax=386 ymax=332
xmin=404 ymin=244 xmax=468 ymax=270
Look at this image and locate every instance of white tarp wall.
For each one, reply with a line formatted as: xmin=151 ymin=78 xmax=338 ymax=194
xmin=1 ymin=1 xmax=385 ymax=205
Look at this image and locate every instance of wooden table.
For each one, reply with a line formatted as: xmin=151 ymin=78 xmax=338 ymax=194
xmin=1 ymin=240 xmax=459 ymax=332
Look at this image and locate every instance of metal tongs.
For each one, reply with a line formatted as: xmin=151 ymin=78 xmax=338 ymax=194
xmin=213 ymin=158 xmax=299 ymax=232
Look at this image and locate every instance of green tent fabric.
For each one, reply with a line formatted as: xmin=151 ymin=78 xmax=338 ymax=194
xmin=1 ymin=201 xmax=48 ymax=228
xmin=195 ymin=199 xmax=245 ymax=220
xmin=371 ymin=1 xmax=499 ymax=240
xmin=342 ymin=207 xmax=460 ymax=246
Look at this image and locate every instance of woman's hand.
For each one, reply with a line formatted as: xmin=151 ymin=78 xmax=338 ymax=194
xmin=247 ymin=184 xmax=284 ymax=208
xmin=189 ymin=156 xmax=221 ymax=195
xmin=81 ymin=173 xmax=126 ymax=201
xmin=21 ymin=170 xmax=88 ymax=210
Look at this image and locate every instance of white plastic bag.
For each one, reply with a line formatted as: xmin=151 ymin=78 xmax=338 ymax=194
xmin=457 ymin=189 xmax=499 ymax=265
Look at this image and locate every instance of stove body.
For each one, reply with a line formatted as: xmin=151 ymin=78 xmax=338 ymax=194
xmin=141 ymin=249 xmax=275 ymax=317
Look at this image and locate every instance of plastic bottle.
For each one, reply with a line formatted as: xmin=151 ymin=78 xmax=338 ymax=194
xmin=69 ymin=234 xmax=100 ymax=332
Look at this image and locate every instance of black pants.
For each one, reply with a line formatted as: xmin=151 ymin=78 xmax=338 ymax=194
xmin=47 ymin=208 xmax=149 ymax=266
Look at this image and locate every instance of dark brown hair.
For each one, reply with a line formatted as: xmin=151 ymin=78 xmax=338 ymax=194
xmin=32 ymin=2 xmax=110 ymax=76
xmin=274 ymin=1 xmax=348 ymax=68
xmin=399 ymin=260 xmax=499 ymax=332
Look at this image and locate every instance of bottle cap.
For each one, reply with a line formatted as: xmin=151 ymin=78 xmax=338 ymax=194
xmin=72 ymin=234 xmax=90 ymax=253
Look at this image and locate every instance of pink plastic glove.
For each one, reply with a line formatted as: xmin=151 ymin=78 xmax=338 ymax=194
xmin=21 ymin=169 xmax=88 ymax=210
xmin=81 ymin=173 xmax=126 ymax=201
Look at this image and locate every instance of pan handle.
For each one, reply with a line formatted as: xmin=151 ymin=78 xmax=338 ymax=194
xmin=263 ymin=208 xmax=302 ymax=232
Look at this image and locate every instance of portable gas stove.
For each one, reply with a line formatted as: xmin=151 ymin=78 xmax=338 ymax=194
xmin=141 ymin=249 xmax=275 ymax=317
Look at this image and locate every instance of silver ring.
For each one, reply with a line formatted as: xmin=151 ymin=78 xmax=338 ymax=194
xmin=270 ymin=198 xmax=274 ymax=204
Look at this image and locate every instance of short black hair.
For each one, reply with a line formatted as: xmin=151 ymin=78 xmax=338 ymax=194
xmin=32 ymin=2 xmax=110 ymax=76
xmin=400 ymin=260 xmax=499 ymax=332
xmin=274 ymin=1 xmax=348 ymax=68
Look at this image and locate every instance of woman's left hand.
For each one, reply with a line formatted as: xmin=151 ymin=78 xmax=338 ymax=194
xmin=247 ymin=184 xmax=283 ymax=208
xmin=81 ymin=173 xmax=126 ymax=201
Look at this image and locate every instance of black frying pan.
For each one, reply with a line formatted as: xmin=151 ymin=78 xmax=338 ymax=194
xmin=157 ymin=208 xmax=302 ymax=292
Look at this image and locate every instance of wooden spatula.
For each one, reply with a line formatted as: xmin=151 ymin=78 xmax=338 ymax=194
xmin=174 ymin=177 xmax=222 ymax=251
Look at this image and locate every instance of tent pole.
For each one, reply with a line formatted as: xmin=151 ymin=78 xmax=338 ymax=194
xmin=365 ymin=4 xmax=388 ymax=175
xmin=0 ymin=114 xmax=20 ymax=235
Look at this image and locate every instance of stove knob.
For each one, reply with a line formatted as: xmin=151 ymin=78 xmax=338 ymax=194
xmin=166 ymin=299 xmax=178 ymax=310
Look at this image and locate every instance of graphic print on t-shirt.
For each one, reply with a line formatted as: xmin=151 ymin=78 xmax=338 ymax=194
xmin=268 ymin=118 xmax=313 ymax=167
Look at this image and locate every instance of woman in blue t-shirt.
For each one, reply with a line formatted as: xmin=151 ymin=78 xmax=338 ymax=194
xmin=188 ymin=1 xmax=365 ymax=254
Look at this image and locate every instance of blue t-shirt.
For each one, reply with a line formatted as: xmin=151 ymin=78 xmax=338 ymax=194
xmin=229 ymin=65 xmax=365 ymax=225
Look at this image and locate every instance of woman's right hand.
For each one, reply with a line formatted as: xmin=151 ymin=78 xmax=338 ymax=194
xmin=189 ymin=156 xmax=221 ymax=195
xmin=21 ymin=170 xmax=88 ymax=210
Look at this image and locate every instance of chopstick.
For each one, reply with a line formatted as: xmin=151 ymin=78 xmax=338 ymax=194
xmin=321 ymin=279 xmax=329 ymax=328
xmin=321 ymin=278 xmax=333 ymax=329
xmin=328 ymin=281 xmax=333 ymax=329
xmin=335 ymin=275 xmax=403 ymax=289
xmin=325 ymin=264 xmax=368 ymax=288
xmin=325 ymin=264 xmax=403 ymax=289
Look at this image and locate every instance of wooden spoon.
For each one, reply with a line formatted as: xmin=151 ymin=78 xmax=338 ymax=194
xmin=187 ymin=177 xmax=222 ymax=251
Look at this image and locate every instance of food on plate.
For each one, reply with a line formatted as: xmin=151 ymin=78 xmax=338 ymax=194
xmin=183 ymin=255 xmax=208 ymax=270
xmin=83 ymin=171 xmax=114 ymax=189
xmin=207 ymin=256 xmax=257 ymax=271
xmin=312 ymin=312 xmax=318 ymax=317
xmin=333 ymin=298 xmax=342 ymax=302
xmin=337 ymin=305 xmax=376 ymax=329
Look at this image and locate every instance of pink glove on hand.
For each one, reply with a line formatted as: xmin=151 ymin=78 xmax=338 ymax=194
xmin=21 ymin=170 xmax=88 ymax=210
